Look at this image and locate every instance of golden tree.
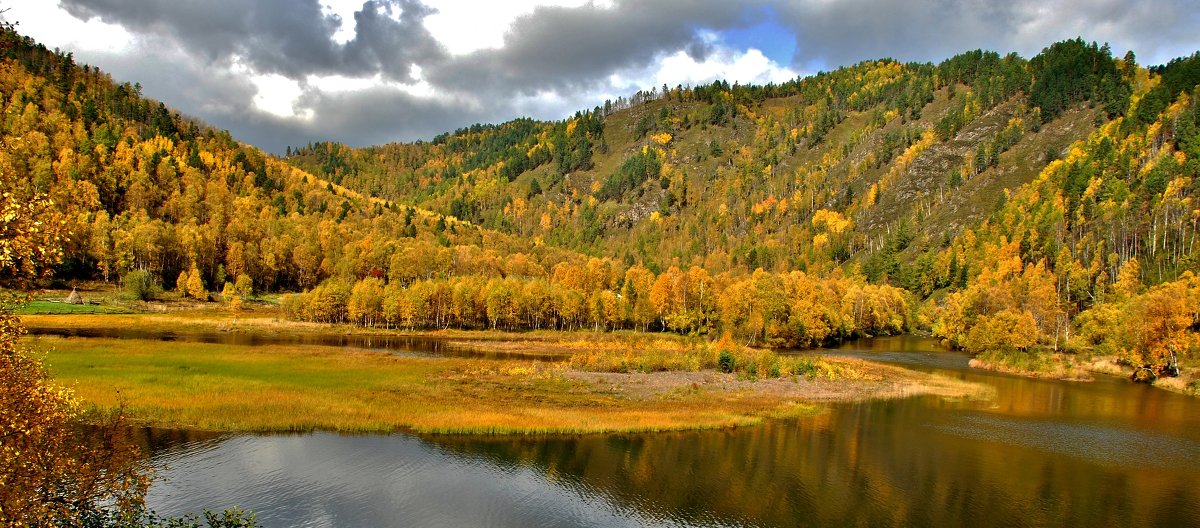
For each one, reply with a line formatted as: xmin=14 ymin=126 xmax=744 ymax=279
xmin=1 ymin=158 xmax=149 ymax=525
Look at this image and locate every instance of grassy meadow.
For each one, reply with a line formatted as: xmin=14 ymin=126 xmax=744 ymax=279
xmin=27 ymin=329 xmax=989 ymax=435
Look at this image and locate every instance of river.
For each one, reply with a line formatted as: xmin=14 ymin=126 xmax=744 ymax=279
xmin=88 ymin=335 xmax=1200 ymax=526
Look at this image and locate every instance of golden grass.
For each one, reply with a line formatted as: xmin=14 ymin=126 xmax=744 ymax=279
xmin=29 ymin=333 xmax=991 ymax=435
xmin=969 ymin=349 xmax=1094 ymax=381
xmin=970 ymin=349 xmax=1199 ymax=397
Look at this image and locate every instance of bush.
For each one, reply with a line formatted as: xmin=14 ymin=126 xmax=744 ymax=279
xmin=789 ymin=356 xmax=818 ymax=378
xmin=717 ymin=349 xmax=735 ymax=373
xmin=86 ymin=506 xmax=259 ymax=527
xmin=120 ymin=269 xmax=162 ymax=301
xmin=742 ymin=360 xmax=758 ymax=380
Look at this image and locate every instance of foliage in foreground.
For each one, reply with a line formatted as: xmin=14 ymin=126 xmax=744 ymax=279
xmin=0 ymin=313 xmax=150 ymax=524
xmin=0 ymin=31 xmax=255 ymax=520
xmin=87 ymin=506 xmax=258 ymax=528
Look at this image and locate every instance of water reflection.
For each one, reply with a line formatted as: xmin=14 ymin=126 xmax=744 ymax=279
xmin=140 ymin=336 xmax=1200 ymax=528
xmin=27 ymin=326 xmax=564 ymax=361
xmin=146 ymin=432 xmax=736 ymax=528
xmin=431 ymin=395 xmax=1200 ymax=527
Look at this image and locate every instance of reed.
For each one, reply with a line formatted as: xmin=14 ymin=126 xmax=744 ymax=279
xmin=969 ymin=349 xmax=1092 ymax=381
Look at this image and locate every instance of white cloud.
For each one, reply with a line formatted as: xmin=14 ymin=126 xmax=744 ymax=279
xmin=421 ymin=0 xmax=613 ymax=55
xmin=253 ymin=74 xmax=312 ymax=119
xmin=4 ymin=1 xmax=133 ymax=53
xmin=596 ymin=42 xmax=801 ymax=103
xmin=653 ymin=47 xmax=800 ymax=88
xmin=306 ymin=72 xmax=382 ymax=93
xmin=229 ymin=59 xmax=312 ymax=120
xmin=322 ymin=0 xmax=361 ymax=44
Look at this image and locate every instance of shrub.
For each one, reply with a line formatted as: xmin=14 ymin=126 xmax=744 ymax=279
xmin=742 ymin=360 xmax=758 ymax=380
xmin=717 ymin=349 xmax=735 ymax=373
xmin=120 ymin=269 xmax=161 ymax=301
xmin=789 ymin=356 xmax=818 ymax=378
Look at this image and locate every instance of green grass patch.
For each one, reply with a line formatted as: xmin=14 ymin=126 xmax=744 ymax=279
xmin=971 ymin=348 xmax=1090 ymax=380
xmin=13 ymin=300 xmax=134 ymax=315
xmin=22 ymin=312 xmax=989 ymax=433
xmin=975 ymin=348 xmax=1055 ymax=374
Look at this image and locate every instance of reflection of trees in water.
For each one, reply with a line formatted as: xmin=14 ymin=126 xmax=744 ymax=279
xmin=130 ymin=427 xmax=228 ymax=459
xmin=428 ymin=393 xmax=1200 ymax=527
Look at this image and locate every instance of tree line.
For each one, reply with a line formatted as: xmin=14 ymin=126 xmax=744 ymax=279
xmin=283 ymin=264 xmax=909 ymax=348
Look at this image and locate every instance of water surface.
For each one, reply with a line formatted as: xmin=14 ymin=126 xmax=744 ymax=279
xmin=126 ymin=336 xmax=1200 ymax=527
xmin=29 ymin=325 xmax=562 ymax=360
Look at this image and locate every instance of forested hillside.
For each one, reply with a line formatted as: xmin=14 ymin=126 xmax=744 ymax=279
xmin=285 ymin=38 xmax=1200 ymax=369
xmin=6 ymin=23 xmax=1200 ymax=367
xmin=0 ymin=26 xmax=908 ymax=347
xmin=0 ymin=27 xmax=593 ymax=298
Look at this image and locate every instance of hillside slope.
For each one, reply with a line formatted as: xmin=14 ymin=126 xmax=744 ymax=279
xmin=286 ymin=43 xmax=1118 ymax=284
xmin=0 ymin=27 xmax=597 ymax=297
xmin=286 ymin=39 xmax=1200 ymax=372
xmin=7 ymin=26 xmax=1200 ymax=369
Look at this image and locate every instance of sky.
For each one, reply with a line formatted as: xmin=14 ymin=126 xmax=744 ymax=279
xmin=5 ymin=0 xmax=1199 ymax=154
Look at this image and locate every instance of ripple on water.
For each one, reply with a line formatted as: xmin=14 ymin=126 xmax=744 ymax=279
xmin=931 ymin=412 xmax=1200 ymax=470
xmin=148 ymin=432 xmax=756 ymax=528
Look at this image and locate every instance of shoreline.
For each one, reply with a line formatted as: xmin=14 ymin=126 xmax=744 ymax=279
xmin=968 ymin=351 xmax=1198 ymax=397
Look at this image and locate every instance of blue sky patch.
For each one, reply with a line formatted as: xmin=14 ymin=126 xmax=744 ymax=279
xmin=720 ymin=8 xmax=795 ymax=65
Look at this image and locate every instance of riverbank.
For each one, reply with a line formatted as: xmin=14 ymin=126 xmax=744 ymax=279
xmin=968 ymin=348 xmax=1199 ymax=396
xmin=24 ymin=312 xmax=991 ymax=435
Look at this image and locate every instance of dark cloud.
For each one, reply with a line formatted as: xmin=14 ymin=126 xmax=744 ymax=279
xmin=771 ymin=0 xmax=1198 ymax=69
xmin=339 ymin=0 xmax=445 ymax=82
xmin=773 ymin=0 xmax=1021 ymax=68
xmin=426 ymin=1 xmax=757 ymax=96
xmin=60 ymin=0 xmax=445 ymax=81
xmin=1009 ymin=0 xmax=1200 ymax=65
xmin=211 ymin=88 xmax=481 ymax=154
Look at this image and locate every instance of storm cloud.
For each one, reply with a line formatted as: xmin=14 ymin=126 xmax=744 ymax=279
xmin=25 ymin=0 xmax=1200 ymax=153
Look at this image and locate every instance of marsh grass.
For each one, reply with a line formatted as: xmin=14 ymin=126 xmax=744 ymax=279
xmin=970 ymin=348 xmax=1092 ymax=380
xmin=30 ymin=335 xmax=856 ymax=434
xmin=569 ymin=342 xmax=873 ymax=382
xmin=25 ymin=312 xmax=996 ymax=433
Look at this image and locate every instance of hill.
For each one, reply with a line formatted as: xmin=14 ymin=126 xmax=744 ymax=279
xmin=285 ymin=39 xmax=1200 ymax=370
xmin=5 ymin=24 xmax=1200 ymax=369
xmin=0 ymin=26 xmax=601 ymax=302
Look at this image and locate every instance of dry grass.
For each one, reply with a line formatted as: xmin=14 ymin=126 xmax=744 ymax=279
xmin=970 ymin=350 xmax=1199 ymax=397
xmin=969 ymin=349 xmax=1094 ymax=381
xmin=29 ymin=332 xmax=991 ymax=435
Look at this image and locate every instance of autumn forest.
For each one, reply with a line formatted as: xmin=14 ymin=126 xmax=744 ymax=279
xmin=4 ymin=26 xmax=1200 ymax=371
